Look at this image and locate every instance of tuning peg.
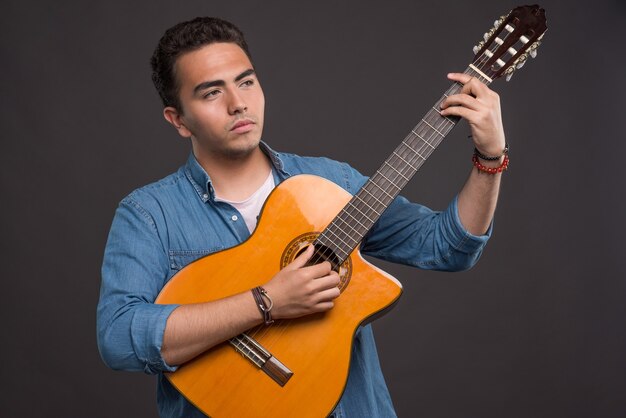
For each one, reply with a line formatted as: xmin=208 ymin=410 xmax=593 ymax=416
xmin=516 ymin=59 xmax=526 ymax=69
xmin=484 ymin=32 xmax=489 ymax=41
xmin=530 ymin=49 xmax=537 ymax=58
xmin=494 ymin=20 xmax=499 ymax=27
xmin=473 ymin=45 xmax=480 ymax=54
xmin=506 ymin=71 xmax=514 ymax=82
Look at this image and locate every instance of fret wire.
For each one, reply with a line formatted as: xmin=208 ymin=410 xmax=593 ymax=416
xmin=383 ymin=160 xmax=410 ymax=181
xmin=365 ymin=178 xmax=394 ymax=201
xmin=359 ymin=189 xmax=387 ymax=215
xmin=323 ymin=194 xmax=388 ymax=257
xmin=347 ymin=198 xmax=380 ymax=221
xmin=425 ymin=110 xmax=456 ymax=134
xmin=395 ymin=139 xmax=421 ymax=162
xmin=349 ymin=194 xmax=382 ymax=218
xmin=388 ymin=139 xmax=420 ymax=170
xmin=315 ymin=234 xmax=335 ymax=251
xmin=393 ymin=150 xmax=421 ymax=177
xmin=408 ymin=134 xmax=434 ymax=159
xmin=431 ymin=106 xmax=443 ymax=115
xmin=322 ymin=218 xmax=369 ymax=256
xmin=331 ymin=210 xmax=368 ymax=239
xmin=422 ymin=116 xmax=454 ymax=138
xmin=373 ymin=170 xmax=402 ymax=193
xmin=341 ymin=202 xmax=372 ymax=230
xmin=411 ymin=124 xmax=444 ymax=150
xmin=377 ymin=165 xmax=408 ymax=194
xmin=317 ymin=228 xmax=351 ymax=259
xmin=400 ymin=140 xmax=428 ymax=162
xmin=317 ymin=234 xmax=350 ymax=262
xmin=421 ymin=119 xmax=445 ymax=137
xmin=426 ymin=106 xmax=453 ymax=122
xmin=359 ymin=186 xmax=388 ymax=215
xmin=410 ymin=128 xmax=422 ymax=138
xmin=338 ymin=195 xmax=372 ymax=232
xmin=399 ymin=145 xmax=430 ymax=180
xmin=315 ymin=229 xmax=348 ymax=258
xmin=411 ymin=129 xmax=437 ymax=150
xmin=324 ymin=200 xmax=375 ymax=241
xmin=392 ymin=150 xmax=417 ymax=171
xmin=410 ymin=137 xmax=436 ymax=157
xmin=359 ymin=180 xmax=389 ymax=206
xmin=403 ymin=141 xmax=434 ymax=177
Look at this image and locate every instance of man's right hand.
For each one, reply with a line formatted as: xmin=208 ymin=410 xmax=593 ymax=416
xmin=263 ymin=245 xmax=341 ymax=319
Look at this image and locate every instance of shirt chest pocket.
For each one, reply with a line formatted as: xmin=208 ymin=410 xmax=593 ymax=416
xmin=168 ymin=248 xmax=223 ymax=271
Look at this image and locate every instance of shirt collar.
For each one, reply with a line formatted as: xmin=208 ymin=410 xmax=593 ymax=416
xmin=184 ymin=141 xmax=290 ymax=203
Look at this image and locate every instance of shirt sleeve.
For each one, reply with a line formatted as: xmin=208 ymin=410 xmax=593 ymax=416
xmin=338 ymin=162 xmax=491 ymax=271
xmin=97 ymin=196 xmax=179 ymax=374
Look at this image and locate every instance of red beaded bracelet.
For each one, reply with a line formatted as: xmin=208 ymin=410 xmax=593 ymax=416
xmin=472 ymin=153 xmax=509 ymax=174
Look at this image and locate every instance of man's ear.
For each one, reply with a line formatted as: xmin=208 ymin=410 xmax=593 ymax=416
xmin=163 ymin=106 xmax=192 ymax=138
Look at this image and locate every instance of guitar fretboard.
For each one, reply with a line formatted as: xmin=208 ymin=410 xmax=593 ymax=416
xmin=315 ymin=66 xmax=492 ymax=265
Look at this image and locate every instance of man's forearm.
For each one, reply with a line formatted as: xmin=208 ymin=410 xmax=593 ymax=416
xmin=161 ymin=291 xmax=263 ymax=366
xmin=457 ymin=160 xmax=503 ymax=236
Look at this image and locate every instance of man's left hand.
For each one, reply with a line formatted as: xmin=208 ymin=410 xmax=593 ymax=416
xmin=440 ymin=72 xmax=506 ymax=158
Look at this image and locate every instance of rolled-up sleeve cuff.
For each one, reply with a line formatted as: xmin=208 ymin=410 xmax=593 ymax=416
xmin=444 ymin=195 xmax=492 ymax=254
xmin=130 ymin=303 xmax=180 ymax=374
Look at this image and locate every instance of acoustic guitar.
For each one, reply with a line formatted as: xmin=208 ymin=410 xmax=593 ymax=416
xmin=156 ymin=5 xmax=547 ymax=416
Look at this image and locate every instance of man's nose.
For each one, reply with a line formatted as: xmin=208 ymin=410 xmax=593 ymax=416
xmin=228 ymin=91 xmax=247 ymax=115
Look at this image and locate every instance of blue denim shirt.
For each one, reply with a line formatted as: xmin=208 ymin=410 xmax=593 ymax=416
xmin=97 ymin=143 xmax=490 ymax=417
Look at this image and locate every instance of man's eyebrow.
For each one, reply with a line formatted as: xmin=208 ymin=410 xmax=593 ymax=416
xmin=193 ymin=79 xmax=224 ymax=94
xmin=193 ymin=69 xmax=256 ymax=95
xmin=234 ymin=68 xmax=255 ymax=82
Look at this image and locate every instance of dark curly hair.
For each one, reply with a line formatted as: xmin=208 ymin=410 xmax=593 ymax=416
xmin=150 ymin=17 xmax=251 ymax=110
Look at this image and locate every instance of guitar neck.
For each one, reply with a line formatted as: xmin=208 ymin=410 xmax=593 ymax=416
xmin=315 ymin=65 xmax=493 ymax=265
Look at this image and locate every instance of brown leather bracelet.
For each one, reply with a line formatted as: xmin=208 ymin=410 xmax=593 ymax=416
xmin=251 ymin=286 xmax=274 ymax=325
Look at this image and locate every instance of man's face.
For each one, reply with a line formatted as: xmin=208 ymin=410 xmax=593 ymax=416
xmin=166 ymin=42 xmax=265 ymax=160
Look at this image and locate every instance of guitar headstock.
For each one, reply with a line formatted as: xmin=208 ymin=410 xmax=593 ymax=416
xmin=471 ymin=4 xmax=547 ymax=82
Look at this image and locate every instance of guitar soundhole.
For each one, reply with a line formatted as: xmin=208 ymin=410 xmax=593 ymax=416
xmin=281 ymin=233 xmax=352 ymax=292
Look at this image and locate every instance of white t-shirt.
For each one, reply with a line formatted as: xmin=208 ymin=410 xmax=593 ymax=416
xmin=215 ymin=171 xmax=275 ymax=233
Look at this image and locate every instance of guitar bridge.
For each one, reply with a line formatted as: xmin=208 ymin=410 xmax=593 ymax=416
xmin=229 ymin=333 xmax=293 ymax=386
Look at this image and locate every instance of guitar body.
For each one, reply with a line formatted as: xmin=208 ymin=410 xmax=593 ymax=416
xmin=156 ymin=174 xmax=403 ymax=417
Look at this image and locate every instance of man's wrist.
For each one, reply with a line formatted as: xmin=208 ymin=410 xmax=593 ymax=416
xmin=474 ymin=142 xmax=508 ymax=161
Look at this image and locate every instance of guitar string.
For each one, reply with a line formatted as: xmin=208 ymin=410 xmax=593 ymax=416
xmin=236 ymin=27 xmax=516 ymax=357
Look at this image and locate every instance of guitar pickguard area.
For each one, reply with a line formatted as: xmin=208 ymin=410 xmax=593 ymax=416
xmin=280 ymin=232 xmax=352 ymax=292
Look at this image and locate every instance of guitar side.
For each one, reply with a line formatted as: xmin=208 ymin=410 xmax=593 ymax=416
xmin=156 ymin=174 xmax=403 ymax=417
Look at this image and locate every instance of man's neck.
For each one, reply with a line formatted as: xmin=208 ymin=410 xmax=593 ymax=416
xmin=194 ymin=145 xmax=272 ymax=202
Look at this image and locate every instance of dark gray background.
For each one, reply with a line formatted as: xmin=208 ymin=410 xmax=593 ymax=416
xmin=2 ymin=0 xmax=625 ymax=416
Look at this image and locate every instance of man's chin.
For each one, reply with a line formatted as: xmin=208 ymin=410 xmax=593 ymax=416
xmin=221 ymin=138 xmax=261 ymax=159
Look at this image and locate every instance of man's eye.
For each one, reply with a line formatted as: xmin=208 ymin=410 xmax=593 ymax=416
xmin=241 ymin=80 xmax=254 ymax=87
xmin=203 ymin=90 xmax=220 ymax=99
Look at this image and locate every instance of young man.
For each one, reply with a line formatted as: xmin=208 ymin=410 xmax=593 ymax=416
xmin=97 ymin=17 xmax=507 ymax=417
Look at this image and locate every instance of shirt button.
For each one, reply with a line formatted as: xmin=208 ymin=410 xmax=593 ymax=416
xmin=231 ymin=215 xmax=238 ymax=221
xmin=202 ymin=193 xmax=209 ymax=199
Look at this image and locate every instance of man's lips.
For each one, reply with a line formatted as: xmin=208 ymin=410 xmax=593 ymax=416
xmin=229 ymin=119 xmax=255 ymax=133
